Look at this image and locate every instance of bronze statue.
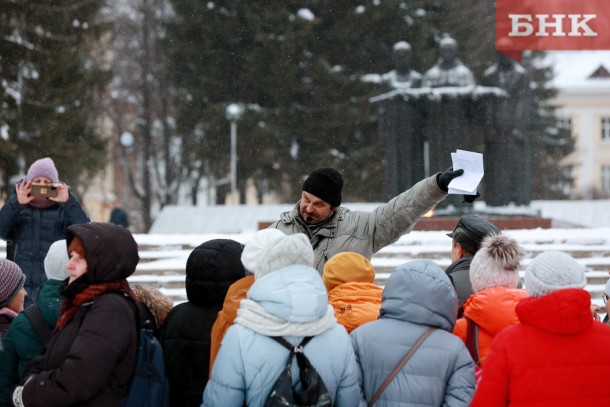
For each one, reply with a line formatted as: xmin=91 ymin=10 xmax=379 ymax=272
xmin=422 ymin=37 xmax=475 ymax=88
xmin=421 ymin=37 xmax=477 ymax=209
xmin=371 ymin=41 xmax=425 ymax=200
xmin=480 ymin=52 xmax=531 ymax=206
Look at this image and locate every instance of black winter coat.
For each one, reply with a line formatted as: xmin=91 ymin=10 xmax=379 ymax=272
xmin=445 ymin=255 xmax=474 ymax=318
xmin=160 ymin=238 xmax=245 ymax=407
xmin=21 ymin=223 xmax=139 ymax=407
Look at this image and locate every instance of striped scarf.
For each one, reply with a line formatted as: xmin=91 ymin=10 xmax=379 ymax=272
xmin=55 ymin=280 xmax=133 ymax=331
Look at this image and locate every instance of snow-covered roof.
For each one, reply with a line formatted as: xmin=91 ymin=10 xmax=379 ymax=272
xmin=547 ymin=51 xmax=610 ymax=92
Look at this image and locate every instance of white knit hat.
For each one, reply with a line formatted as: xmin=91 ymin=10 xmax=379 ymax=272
xmin=470 ymin=235 xmax=523 ymax=293
xmin=524 ymin=251 xmax=587 ymax=297
xmin=44 ymin=240 xmax=70 ymax=281
xmin=241 ymin=229 xmax=314 ymax=279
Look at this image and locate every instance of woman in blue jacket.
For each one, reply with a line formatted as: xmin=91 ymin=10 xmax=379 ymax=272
xmin=202 ymin=229 xmax=364 ymax=407
xmin=350 ymin=259 xmax=475 ymax=406
xmin=0 ymin=157 xmax=89 ymax=307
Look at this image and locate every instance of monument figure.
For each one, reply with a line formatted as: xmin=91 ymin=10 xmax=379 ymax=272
xmin=480 ymin=51 xmax=531 ymax=206
xmin=371 ymin=41 xmax=425 ymax=200
xmin=421 ymin=37 xmax=477 ymax=208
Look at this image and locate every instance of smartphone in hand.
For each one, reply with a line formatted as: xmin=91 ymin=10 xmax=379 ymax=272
xmin=31 ymin=184 xmax=58 ymax=198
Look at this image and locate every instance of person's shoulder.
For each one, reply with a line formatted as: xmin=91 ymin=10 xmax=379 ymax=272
xmin=92 ymin=292 xmax=136 ymax=316
xmin=3 ymin=311 xmax=32 ymax=340
xmin=591 ymin=320 xmax=610 ymax=335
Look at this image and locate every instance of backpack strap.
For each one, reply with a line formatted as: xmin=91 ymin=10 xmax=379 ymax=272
xmin=270 ymin=336 xmax=315 ymax=385
xmin=465 ymin=316 xmax=480 ymax=366
xmin=23 ymin=305 xmax=53 ymax=346
xmin=269 ymin=336 xmax=313 ymax=352
xmin=368 ymin=326 xmax=435 ymax=407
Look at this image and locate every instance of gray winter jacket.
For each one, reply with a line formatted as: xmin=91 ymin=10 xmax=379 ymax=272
xmin=271 ymin=175 xmax=446 ymax=273
xmin=350 ymin=260 xmax=475 ymax=407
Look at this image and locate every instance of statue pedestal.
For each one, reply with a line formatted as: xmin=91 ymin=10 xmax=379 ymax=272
xmin=413 ymin=213 xmax=551 ymax=231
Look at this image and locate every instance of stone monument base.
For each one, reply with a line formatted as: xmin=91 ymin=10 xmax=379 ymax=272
xmin=414 ymin=213 xmax=551 ymax=231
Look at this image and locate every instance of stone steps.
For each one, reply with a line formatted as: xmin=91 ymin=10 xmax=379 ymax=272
xmin=4 ymin=229 xmax=609 ymax=305
xmin=127 ymin=234 xmax=610 ymax=305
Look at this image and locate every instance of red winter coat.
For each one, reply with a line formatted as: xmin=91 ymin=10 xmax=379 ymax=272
xmin=471 ymin=288 xmax=610 ymax=407
xmin=453 ymin=286 xmax=527 ymax=367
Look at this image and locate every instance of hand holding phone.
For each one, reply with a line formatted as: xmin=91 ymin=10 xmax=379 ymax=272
xmin=30 ymin=184 xmax=58 ymax=198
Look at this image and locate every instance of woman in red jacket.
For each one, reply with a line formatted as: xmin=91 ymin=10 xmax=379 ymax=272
xmin=471 ymin=251 xmax=610 ymax=406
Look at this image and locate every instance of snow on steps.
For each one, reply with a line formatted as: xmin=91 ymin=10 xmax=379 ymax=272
xmin=130 ymin=228 xmax=610 ymax=305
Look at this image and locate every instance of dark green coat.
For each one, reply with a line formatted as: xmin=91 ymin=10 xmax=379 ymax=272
xmin=0 ymin=279 xmax=63 ymax=406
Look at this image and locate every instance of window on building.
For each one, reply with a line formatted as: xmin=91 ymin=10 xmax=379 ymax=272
xmin=602 ymin=165 xmax=610 ymax=195
xmin=602 ymin=118 xmax=610 ymax=142
xmin=559 ymin=165 xmax=573 ymax=196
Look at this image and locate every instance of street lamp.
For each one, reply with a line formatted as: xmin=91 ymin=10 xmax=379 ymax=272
xmin=119 ymin=131 xmax=135 ymax=205
xmin=225 ymin=103 xmax=244 ymax=205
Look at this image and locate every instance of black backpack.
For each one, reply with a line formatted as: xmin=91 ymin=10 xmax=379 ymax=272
xmin=105 ymin=293 xmax=170 ymax=407
xmin=265 ymin=336 xmax=332 ymax=407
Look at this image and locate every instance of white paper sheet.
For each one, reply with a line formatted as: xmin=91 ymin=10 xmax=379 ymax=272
xmin=448 ymin=149 xmax=484 ymax=195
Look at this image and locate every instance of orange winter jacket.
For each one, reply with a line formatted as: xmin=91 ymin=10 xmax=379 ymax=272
xmin=323 ymin=252 xmax=382 ymax=333
xmin=453 ymin=286 xmax=527 ymax=367
xmin=208 ymin=275 xmax=255 ymax=376
xmin=328 ymin=282 xmax=382 ymax=332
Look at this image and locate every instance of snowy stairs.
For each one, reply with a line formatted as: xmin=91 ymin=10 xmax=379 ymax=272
xmin=128 ymin=230 xmax=610 ymax=306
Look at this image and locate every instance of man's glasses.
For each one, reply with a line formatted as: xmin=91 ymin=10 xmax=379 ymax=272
xmin=603 ymin=294 xmax=609 ymax=305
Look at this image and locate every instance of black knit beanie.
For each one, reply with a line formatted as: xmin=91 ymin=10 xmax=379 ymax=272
xmin=302 ymin=168 xmax=343 ymax=207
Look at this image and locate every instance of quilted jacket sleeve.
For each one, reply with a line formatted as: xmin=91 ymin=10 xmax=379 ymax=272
xmin=0 ymin=194 xmax=21 ymax=240
xmin=201 ymin=326 xmax=246 ymax=407
xmin=368 ymin=175 xmax=446 ymax=253
xmin=334 ymin=335 xmax=366 ymax=407
xmin=62 ymin=193 xmax=90 ymax=226
xmin=443 ymin=340 xmax=476 ymax=406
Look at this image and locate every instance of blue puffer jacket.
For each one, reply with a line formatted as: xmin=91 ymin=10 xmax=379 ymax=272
xmin=202 ymin=265 xmax=365 ymax=407
xmin=0 ymin=190 xmax=89 ymax=307
xmin=350 ymin=260 xmax=475 ymax=407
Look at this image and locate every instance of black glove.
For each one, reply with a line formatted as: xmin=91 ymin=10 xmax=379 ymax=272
xmin=463 ymin=192 xmax=481 ymax=204
xmin=436 ymin=167 xmax=464 ymax=192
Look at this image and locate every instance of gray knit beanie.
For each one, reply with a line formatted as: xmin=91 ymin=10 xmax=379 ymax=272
xmin=44 ymin=240 xmax=70 ymax=281
xmin=241 ymin=229 xmax=314 ymax=279
xmin=0 ymin=259 xmax=26 ymax=307
xmin=524 ymin=251 xmax=587 ymax=297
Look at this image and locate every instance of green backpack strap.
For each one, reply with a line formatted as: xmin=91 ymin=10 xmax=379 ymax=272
xmin=23 ymin=305 xmax=53 ymax=346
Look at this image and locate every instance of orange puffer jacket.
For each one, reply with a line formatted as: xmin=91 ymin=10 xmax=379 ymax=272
xmin=328 ymin=282 xmax=382 ymax=333
xmin=453 ymin=286 xmax=527 ymax=367
xmin=208 ymin=275 xmax=255 ymax=376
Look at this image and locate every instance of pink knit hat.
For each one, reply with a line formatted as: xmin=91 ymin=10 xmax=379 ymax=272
xmin=26 ymin=157 xmax=59 ymax=183
xmin=0 ymin=259 xmax=26 ymax=307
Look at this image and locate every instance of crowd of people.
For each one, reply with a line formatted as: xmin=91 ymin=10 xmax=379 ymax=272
xmin=1 ymin=159 xmax=610 ymax=406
